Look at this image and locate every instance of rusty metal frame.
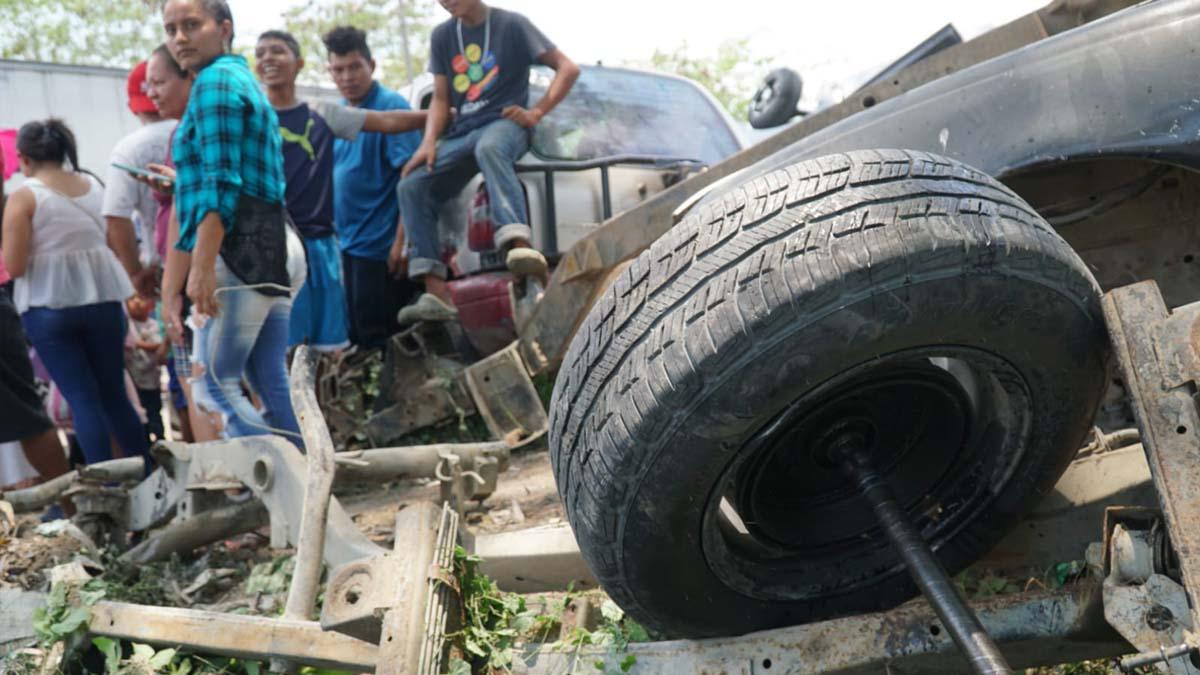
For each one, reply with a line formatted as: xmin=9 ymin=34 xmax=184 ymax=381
xmin=1104 ymin=281 xmax=1200 ymax=631
xmin=523 ymin=581 xmax=1127 ymax=674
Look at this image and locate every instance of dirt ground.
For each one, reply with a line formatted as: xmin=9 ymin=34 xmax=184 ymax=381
xmin=0 ymin=515 xmax=87 ymax=591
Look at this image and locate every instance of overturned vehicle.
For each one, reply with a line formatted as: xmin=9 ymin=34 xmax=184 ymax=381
xmin=545 ymin=0 xmax=1200 ymax=669
xmin=9 ymin=0 xmax=1200 ymax=673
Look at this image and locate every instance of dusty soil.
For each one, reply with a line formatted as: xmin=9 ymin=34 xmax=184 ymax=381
xmin=0 ymin=514 xmax=85 ymax=591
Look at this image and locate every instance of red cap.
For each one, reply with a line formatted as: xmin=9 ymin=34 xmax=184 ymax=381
xmin=126 ymin=61 xmax=158 ymax=115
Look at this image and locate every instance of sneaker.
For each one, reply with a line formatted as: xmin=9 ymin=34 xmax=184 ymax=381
xmin=396 ymin=293 xmax=459 ymax=326
xmin=505 ymin=247 xmax=548 ymax=282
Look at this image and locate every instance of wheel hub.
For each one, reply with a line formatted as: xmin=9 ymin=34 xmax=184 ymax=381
xmin=702 ymin=349 xmax=1032 ymax=601
xmin=735 ymin=364 xmax=970 ymax=551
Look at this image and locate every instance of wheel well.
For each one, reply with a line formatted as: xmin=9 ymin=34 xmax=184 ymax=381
xmin=1001 ymin=158 xmax=1200 ymax=310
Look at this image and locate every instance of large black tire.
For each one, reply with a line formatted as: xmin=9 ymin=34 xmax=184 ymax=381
xmin=549 ymin=149 xmax=1108 ymax=638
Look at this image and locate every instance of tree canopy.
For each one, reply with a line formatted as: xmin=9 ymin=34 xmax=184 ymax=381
xmin=282 ymin=0 xmax=435 ymax=88
xmin=0 ymin=0 xmax=163 ymax=68
xmin=646 ymin=38 xmax=767 ymax=119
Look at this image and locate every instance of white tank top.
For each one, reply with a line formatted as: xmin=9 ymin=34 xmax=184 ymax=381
xmin=13 ymin=175 xmax=134 ymax=313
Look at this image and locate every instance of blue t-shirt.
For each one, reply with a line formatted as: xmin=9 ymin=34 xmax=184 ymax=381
xmin=430 ymin=7 xmax=554 ymax=139
xmin=278 ymin=103 xmax=336 ymax=239
xmin=333 ymin=82 xmax=420 ymax=260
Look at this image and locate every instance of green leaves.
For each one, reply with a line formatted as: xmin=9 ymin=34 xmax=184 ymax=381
xmin=281 ymin=0 xmax=436 ymax=88
xmin=93 ymin=636 xmax=123 ymax=673
xmin=447 ymin=545 xmax=541 ymax=673
xmin=32 ymin=579 xmax=105 ymax=646
xmin=645 ymin=38 xmax=770 ymax=118
xmin=0 ymin=0 xmax=164 ymax=68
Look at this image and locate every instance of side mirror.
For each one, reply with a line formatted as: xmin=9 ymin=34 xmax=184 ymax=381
xmin=747 ymin=68 xmax=803 ymax=130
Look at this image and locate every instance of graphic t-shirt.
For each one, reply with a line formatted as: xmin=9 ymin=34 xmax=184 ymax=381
xmin=276 ymin=102 xmax=366 ymax=239
xmin=429 ymin=7 xmax=554 ymax=139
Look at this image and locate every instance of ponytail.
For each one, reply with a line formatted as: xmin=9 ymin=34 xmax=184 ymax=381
xmin=16 ymin=118 xmax=80 ymax=171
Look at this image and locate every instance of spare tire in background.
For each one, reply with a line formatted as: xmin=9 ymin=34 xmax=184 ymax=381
xmin=748 ymin=68 xmax=802 ymax=129
xmin=549 ymin=149 xmax=1108 ymax=638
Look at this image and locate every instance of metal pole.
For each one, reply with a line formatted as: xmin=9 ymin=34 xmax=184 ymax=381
xmin=838 ymin=447 xmax=1013 ymax=675
xmin=273 ymin=347 xmax=339 ymax=673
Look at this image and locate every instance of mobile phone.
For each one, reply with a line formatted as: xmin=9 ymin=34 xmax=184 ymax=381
xmin=111 ymin=162 xmax=171 ymax=183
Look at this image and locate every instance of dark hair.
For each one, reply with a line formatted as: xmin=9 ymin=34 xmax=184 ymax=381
xmin=167 ymin=0 xmax=234 ymax=49
xmin=151 ymin=43 xmax=188 ymax=79
xmin=322 ymin=26 xmax=372 ymax=62
xmin=17 ymin=119 xmax=79 ymax=171
xmin=258 ymin=30 xmax=301 ymax=59
xmin=202 ymin=0 xmax=235 ymax=46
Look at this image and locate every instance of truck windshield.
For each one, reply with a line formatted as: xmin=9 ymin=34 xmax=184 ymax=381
xmin=530 ymin=66 xmax=740 ymax=166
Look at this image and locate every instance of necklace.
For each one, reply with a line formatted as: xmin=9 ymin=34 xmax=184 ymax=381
xmin=456 ymin=7 xmax=491 ymax=62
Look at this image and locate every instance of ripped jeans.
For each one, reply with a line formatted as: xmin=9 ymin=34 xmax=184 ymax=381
xmin=189 ymin=230 xmax=306 ymax=449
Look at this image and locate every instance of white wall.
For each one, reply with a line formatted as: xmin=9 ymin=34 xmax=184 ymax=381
xmin=0 ymin=58 xmax=341 ymax=192
xmin=0 ymin=60 xmax=141 ymax=186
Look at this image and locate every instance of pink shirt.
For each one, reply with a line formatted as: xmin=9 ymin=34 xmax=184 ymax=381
xmin=0 ymin=251 xmax=9 ymax=285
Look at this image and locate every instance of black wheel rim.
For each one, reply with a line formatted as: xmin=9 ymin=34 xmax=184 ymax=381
xmin=701 ymin=347 xmax=1032 ymax=601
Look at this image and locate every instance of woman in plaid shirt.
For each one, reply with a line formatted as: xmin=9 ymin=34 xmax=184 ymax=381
xmin=160 ymin=0 xmax=306 ymax=448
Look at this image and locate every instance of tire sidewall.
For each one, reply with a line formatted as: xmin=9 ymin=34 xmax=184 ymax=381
xmin=594 ymin=271 xmax=1105 ymax=636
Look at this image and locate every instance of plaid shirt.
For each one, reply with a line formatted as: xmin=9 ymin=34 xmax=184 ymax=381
xmin=173 ymin=54 xmax=284 ymax=252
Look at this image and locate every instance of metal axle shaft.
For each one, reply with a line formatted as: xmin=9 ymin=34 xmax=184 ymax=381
xmin=837 ymin=444 xmax=1013 ymax=675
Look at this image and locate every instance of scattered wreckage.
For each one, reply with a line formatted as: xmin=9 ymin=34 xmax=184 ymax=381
xmin=10 ymin=0 xmax=1200 ymax=673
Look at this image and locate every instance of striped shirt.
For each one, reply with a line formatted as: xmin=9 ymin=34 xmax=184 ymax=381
xmin=172 ymin=54 xmax=284 ymax=252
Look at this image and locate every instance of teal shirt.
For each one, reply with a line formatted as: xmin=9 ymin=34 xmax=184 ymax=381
xmin=173 ymin=54 xmax=285 ymax=251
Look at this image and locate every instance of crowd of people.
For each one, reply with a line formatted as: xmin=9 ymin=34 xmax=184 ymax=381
xmin=0 ymin=0 xmax=578 ymax=500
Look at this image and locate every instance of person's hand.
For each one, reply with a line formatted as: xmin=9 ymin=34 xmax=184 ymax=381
xmin=163 ymin=293 xmax=185 ymax=346
xmin=502 ymin=105 xmax=543 ymax=129
xmin=138 ymin=340 xmax=162 ymax=353
xmin=135 ymin=163 xmax=176 ymax=195
xmin=132 ymin=264 xmax=160 ymax=298
xmin=186 ymin=264 xmax=219 ymax=318
xmin=402 ymin=141 xmax=437 ymax=179
xmin=387 ymin=238 xmax=409 ymax=279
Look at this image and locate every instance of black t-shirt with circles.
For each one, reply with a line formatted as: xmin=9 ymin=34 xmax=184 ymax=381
xmin=429 ymin=7 xmax=554 ymax=139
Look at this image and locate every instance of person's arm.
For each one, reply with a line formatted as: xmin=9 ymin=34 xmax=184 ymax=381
xmin=363 ymin=109 xmax=428 ymax=134
xmin=102 ymin=155 xmax=151 ymax=278
xmin=503 ymin=48 xmax=580 ymax=128
xmin=1 ymin=188 xmax=36 ymax=278
xmin=105 ymin=215 xmax=143 ymax=276
xmin=403 ymin=76 xmax=452 ymax=178
xmin=315 ymin=102 xmax=428 ymax=141
xmin=187 ymin=213 xmax=224 ymax=317
xmin=387 ymin=211 xmax=408 ymax=278
xmin=161 ymin=206 xmax=190 ymax=346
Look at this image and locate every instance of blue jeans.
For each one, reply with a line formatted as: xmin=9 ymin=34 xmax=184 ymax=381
xmin=396 ymin=119 xmax=532 ymax=280
xmin=21 ymin=302 xmax=150 ymax=466
xmin=190 ymin=257 xmax=303 ymax=449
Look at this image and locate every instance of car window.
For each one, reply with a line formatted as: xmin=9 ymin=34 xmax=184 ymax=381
xmin=530 ymin=66 xmax=740 ymax=165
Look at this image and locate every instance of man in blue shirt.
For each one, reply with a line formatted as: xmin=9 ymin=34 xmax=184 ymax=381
xmin=323 ymin=26 xmax=422 ymax=349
